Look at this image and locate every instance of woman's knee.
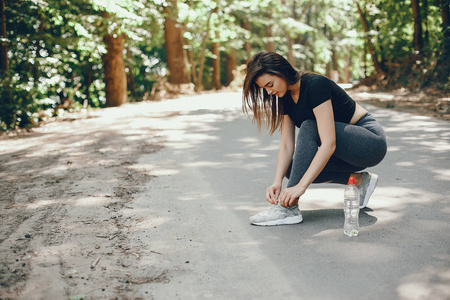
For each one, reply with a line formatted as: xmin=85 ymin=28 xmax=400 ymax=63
xmin=298 ymin=120 xmax=320 ymax=141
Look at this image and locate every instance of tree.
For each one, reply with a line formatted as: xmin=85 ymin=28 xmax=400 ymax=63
xmin=242 ymin=21 xmax=252 ymax=54
xmin=356 ymin=2 xmax=387 ymax=77
xmin=0 ymin=0 xmax=8 ymax=71
xmin=163 ymin=0 xmax=190 ymax=84
xmin=411 ymin=0 xmax=425 ymax=52
xmin=1 ymin=0 xmax=448 ymax=131
xmin=211 ymin=31 xmax=221 ymax=89
xmin=225 ymin=48 xmax=237 ymax=85
xmin=103 ymin=32 xmax=127 ymax=106
xmin=265 ymin=14 xmax=275 ymax=52
xmin=441 ymin=0 xmax=450 ymax=53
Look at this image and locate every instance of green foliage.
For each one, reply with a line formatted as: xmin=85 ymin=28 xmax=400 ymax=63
xmin=0 ymin=0 xmax=162 ymax=130
xmin=356 ymin=0 xmax=449 ymax=89
xmin=1 ymin=0 xmax=448 ymax=130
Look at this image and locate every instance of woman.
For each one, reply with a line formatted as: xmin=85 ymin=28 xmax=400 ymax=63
xmin=242 ymin=51 xmax=387 ymax=226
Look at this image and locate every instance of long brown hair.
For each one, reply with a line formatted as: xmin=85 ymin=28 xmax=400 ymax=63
xmin=242 ymin=51 xmax=301 ymax=135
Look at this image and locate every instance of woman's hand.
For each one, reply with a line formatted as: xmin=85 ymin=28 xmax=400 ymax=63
xmin=266 ymin=183 xmax=282 ymax=205
xmin=280 ymin=185 xmax=306 ymax=207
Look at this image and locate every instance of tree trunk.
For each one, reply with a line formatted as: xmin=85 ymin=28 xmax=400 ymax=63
xmin=287 ymin=37 xmax=295 ymax=66
xmin=125 ymin=36 xmax=136 ymax=99
xmin=363 ymin=39 xmax=368 ymax=77
xmin=211 ymin=31 xmax=221 ymax=90
xmin=103 ymin=33 xmax=127 ymax=107
xmin=286 ymin=14 xmax=295 ymax=65
xmin=225 ymin=48 xmax=237 ymax=86
xmin=33 ymin=13 xmax=44 ymax=82
xmin=281 ymin=0 xmax=295 ymax=67
xmin=85 ymin=59 xmax=93 ymax=106
xmin=0 ymin=0 xmax=7 ymax=71
xmin=163 ymin=0 xmax=190 ymax=84
xmin=302 ymin=2 xmax=313 ymax=71
xmin=242 ymin=21 xmax=252 ymax=54
xmin=344 ymin=54 xmax=351 ymax=83
xmin=421 ymin=0 xmax=450 ymax=88
xmin=331 ymin=50 xmax=340 ymax=82
xmin=442 ymin=0 xmax=449 ymax=52
xmin=184 ymin=39 xmax=197 ymax=85
xmin=423 ymin=0 xmax=429 ymax=45
xmin=325 ymin=26 xmax=340 ymax=82
xmin=196 ymin=10 xmax=212 ymax=91
xmin=356 ymin=3 xmax=387 ymax=77
xmin=411 ymin=0 xmax=424 ymax=52
xmin=266 ymin=21 xmax=275 ymax=52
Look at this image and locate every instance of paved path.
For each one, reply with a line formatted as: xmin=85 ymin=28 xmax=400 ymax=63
xmin=1 ymin=92 xmax=449 ymax=299
xmin=126 ymin=92 xmax=450 ymax=299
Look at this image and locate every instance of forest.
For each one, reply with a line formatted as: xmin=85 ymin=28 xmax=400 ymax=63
xmin=0 ymin=0 xmax=449 ymax=131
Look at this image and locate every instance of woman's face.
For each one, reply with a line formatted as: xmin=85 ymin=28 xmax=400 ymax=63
xmin=255 ymin=74 xmax=288 ymax=98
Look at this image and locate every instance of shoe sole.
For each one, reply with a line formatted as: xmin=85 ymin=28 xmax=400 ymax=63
xmin=360 ymin=173 xmax=378 ymax=209
xmin=251 ymin=215 xmax=303 ymax=226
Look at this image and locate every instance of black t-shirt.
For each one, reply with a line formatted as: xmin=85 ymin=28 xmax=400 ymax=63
xmin=282 ymin=73 xmax=356 ymax=127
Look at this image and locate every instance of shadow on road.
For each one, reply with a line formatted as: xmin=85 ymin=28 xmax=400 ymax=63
xmin=1 ymin=92 xmax=449 ymax=299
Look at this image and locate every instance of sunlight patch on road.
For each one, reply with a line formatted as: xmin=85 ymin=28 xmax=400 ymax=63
xmin=236 ymin=137 xmax=260 ymax=144
xmin=248 ymin=152 xmax=269 ymax=158
xmin=387 ymin=146 xmax=403 ymax=152
xmin=164 ymin=133 xmax=218 ymax=150
xmin=317 ymin=241 xmax=400 ymax=264
xmin=182 ymin=161 xmax=223 ymax=168
xmin=417 ymin=139 xmax=450 ymax=152
xmin=301 ymin=187 xmax=344 ymax=209
xmin=71 ymin=196 xmax=116 ymax=207
xmin=372 ymin=186 xmax=440 ymax=209
xmin=354 ymin=92 xmax=395 ymax=100
xmin=149 ymin=168 xmax=179 ymax=176
xmin=224 ymin=152 xmax=246 ymax=159
xmin=396 ymin=161 xmax=414 ymax=167
xmin=397 ymin=265 xmax=450 ymax=300
xmin=177 ymin=190 xmax=214 ymax=201
xmin=27 ymin=199 xmax=61 ymax=209
xmin=40 ymin=164 xmax=69 ymax=176
xmin=366 ymin=186 xmax=442 ymax=219
xmin=432 ymin=169 xmax=450 ymax=181
xmin=239 ymin=161 xmax=271 ymax=171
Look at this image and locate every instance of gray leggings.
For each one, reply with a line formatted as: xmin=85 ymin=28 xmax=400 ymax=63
xmin=286 ymin=113 xmax=387 ymax=186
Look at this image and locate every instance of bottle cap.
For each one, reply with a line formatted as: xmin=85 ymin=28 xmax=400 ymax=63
xmin=348 ymin=176 xmax=356 ymax=185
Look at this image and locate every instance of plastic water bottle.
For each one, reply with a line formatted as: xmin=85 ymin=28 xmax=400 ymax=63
xmin=344 ymin=176 xmax=360 ymax=236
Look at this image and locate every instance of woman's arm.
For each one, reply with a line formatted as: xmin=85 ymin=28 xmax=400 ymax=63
xmin=279 ymin=99 xmax=336 ymax=207
xmin=266 ymin=115 xmax=296 ymax=204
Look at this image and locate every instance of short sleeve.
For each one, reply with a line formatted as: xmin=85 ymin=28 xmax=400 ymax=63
xmin=306 ymin=77 xmax=332 ymax=109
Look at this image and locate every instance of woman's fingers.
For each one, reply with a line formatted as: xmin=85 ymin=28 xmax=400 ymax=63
xmin=266 ymin=188 xmax=276 ymax=204
xmin=266 ymin=184 xmax=282 ymax=205
xmin=280 ymin=190 xmax=294 ymax=207
xmin=280 ymin=191 xmax=287 ymax=207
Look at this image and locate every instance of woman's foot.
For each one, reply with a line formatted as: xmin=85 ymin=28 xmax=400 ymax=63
xmin=249 ymin=204 xmax=303 ymax=226
xmin=358 ymin=172 xmax=378 ymax=208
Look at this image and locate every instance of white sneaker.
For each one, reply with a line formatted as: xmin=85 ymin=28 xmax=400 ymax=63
xmin=249 ymin=204 xmax=303 ymax=226
xmin=359 ymin=172 xmax=378 ymax=208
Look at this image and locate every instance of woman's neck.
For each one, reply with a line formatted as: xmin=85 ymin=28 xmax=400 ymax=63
xmin=288 ymin=79 xmax=301 ymax=94
xmin=288 ymin=80 xmax=301 ymax=103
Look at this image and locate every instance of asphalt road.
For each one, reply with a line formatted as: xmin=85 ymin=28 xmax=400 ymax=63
xmin=126 ymin=92 xmax=450 ymax=300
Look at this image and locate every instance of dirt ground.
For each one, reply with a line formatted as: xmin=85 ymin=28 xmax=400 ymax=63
xmin=0 ymin=88 xmax=448 ymax=299
xmin=0 ymin=106 xmax=166 ymax=299
xmin=347 ymin=87 xmax=450 ymax=121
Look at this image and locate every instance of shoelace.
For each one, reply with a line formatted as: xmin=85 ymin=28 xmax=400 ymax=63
xmin=269 ymin=205 xmax=297 ymax=213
